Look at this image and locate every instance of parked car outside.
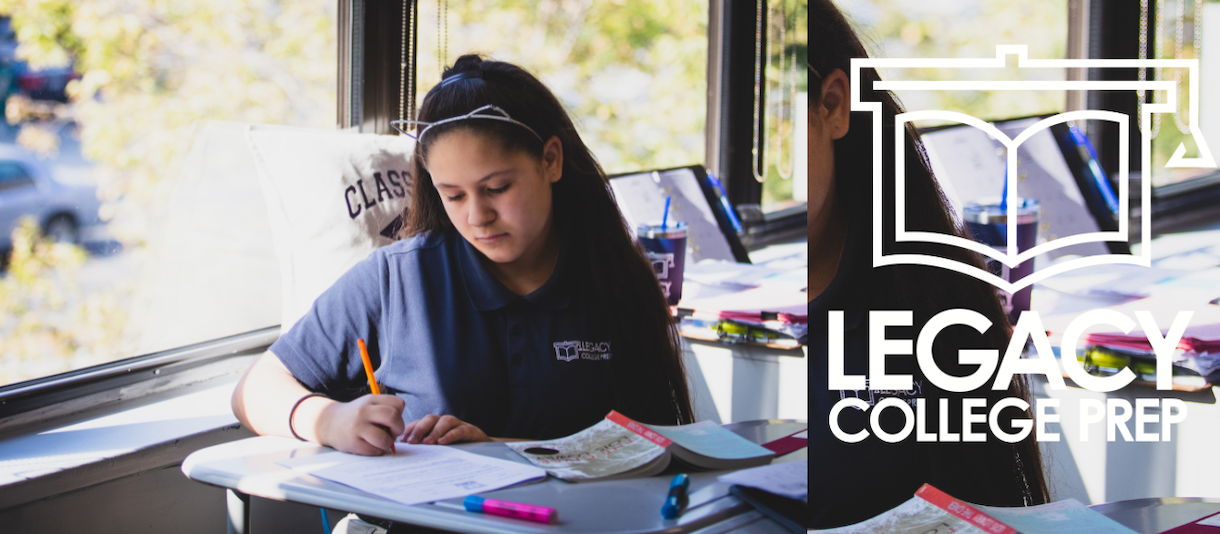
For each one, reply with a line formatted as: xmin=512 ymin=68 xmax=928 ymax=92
xmin=0 ymin=143 xmax=101 ymax=250
xmin=0 ymin=17 xmax=80 ymax=105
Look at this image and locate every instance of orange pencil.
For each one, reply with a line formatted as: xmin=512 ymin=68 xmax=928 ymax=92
xmin=357 ymin=338 xmax=395 ymax=453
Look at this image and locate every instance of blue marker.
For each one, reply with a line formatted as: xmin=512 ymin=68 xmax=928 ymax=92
xmin=706 ymin=172 xmax=743 ymax=233
xmin=660 ymin=473 xmax=690 ymax=520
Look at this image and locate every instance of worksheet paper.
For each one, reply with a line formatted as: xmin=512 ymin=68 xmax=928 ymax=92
xmin=608 ymin=168 xmax=737 ymax=263
xmin=276 ymin=444 xmax=546 ymax=506
xmin=717 ymin=459 xmax=808 ymax=501
xmin=1198 ymin=512 xmax=1220 ymax=527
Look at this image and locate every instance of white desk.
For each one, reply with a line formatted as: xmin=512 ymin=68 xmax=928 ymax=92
xmin=681 ymin=339 xmax=807 ymax=425
xmin=182 ymin=420 xmax=807 ymax=534
xmin=1028 ymin=226 xmax=1220 ymax=505
xmin=679 ymin=240 xmax=809 ymax=426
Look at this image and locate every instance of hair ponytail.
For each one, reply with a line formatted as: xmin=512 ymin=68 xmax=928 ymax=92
xmin=812 ymin=0 xmax=1049 ymax=507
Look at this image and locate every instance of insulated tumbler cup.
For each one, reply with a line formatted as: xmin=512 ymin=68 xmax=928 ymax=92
xmin=963 ymin=199 xmax=1041 ymax=323
xmin=637 ymin=221 xmax=688 ymax=306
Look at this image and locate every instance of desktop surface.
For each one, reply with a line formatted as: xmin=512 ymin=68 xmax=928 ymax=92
xmin=1091 ymin=498 xmax=1220 ymax=534
xmin=183 ymin=420 xmax=807 ymax=534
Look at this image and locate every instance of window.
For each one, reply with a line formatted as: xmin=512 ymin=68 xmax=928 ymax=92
xmin=1 ymin=0 xmax=808 ymax=390
xmin=1145 ymin=0 xmax=1217 ymax=189
xmin=410 ymin=0 xmax=710 ymax=174
xmin=757 ymin=0 xmax=808 ymax=213
xmin=839 ymin=0 xmax=1069 ymax=124
xmin=0 ymin=2 xmax=336 ymax=387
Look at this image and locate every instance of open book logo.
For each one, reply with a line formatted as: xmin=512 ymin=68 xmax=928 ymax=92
xmin=554 ymin=341 xmax=581 ymax=362
xmin=853 ymin=45 xmax=1217 ymax=292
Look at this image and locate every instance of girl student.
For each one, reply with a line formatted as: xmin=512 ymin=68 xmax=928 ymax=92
xmin=232 ymin=54 xmax=693 ymax=458
xmin=808 ymin=0 xmax=1049 ymax=528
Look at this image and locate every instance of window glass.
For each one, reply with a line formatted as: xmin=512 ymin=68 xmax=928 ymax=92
xmin=0 ymin=3 xmax=335 ymax=386
xmin=758 ymin=0 xmax=808 ymax=212
xmin=411 ymin=0 xmax=708 ymax=175
xmin=1150 ymin=0 xmax=1217 ymax=188
xmin=837 ymin=1 xmax=1068 ymax=122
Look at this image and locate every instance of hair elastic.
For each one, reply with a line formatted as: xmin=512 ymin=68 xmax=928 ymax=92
xmin=289 ymin=393 xmax=328 ymax=441
xmin=390 ymin=104 xmax=543 ymax=143
xmin=440 ymin=70 xmax=483 ymax=86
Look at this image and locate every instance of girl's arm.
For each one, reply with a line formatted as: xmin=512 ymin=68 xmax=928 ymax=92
xmin=231 ymin=351 xmax=406 ymax=456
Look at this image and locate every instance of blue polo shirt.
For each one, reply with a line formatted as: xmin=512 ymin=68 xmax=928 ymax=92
xmin=810 ymin=219 xmax=931 ymax=528
xmin=270 ymin=229 xmax=616 ymax=440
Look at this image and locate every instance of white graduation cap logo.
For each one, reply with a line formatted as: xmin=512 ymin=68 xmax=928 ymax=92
xmin=854 ymin=45 xmax=1217 ymax=292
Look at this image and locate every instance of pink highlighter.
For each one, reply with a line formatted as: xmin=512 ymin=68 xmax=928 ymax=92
xmin=463 ymin=495 xmax=557 ymax=524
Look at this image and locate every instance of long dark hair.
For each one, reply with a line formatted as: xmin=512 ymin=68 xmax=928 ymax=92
xmin=812 ymin=0 xmax=1049 ymax=506
xmin=401 ymin=54 xmax=694 ymax=426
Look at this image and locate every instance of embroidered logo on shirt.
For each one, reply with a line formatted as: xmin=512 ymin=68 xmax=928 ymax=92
xmin=838 ymin=379 xmax=924 ymax=409
xmin=553 ymin=341 xmax=612 ymax=362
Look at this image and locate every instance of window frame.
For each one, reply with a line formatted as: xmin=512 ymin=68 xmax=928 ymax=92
xmin=1083 ymin=0 xmax=1220 ymax=235
xmin=0 ymin=328 xmax=277 ymax=426
xmin=344 ymin=0 xmax=809 ymax=248
xmin=0 ymin=0 xmax=809 ymax=410
xmin=708 ymin=0 xmax=808 ymax=247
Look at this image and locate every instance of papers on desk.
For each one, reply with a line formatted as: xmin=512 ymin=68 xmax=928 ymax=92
xmin=683 ymin=261 xmax=794 ymax=289
xmin=1035 ymin=262 xmax=1189 ymax=298
xmin=1200 ymin=512 xmax=1220 ymax=527
xmin=1036 ymin=257 xmax=1220 ymax=304
xmin=1041 ymin=298 xmax=1220 ymax=387
xmin=679 ymin=261 xmax=808 ymax=343
xmin=717 ymin=459 xmax=808 ymax=501
xmin=275 ymin=444 xmax=546 ymax=506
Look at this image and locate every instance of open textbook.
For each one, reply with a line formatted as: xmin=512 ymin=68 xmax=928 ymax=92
xmin=819 ymin=484 xmax=1137 ymax=534
xmin=506 ymin=411 xmax=775 ymax=482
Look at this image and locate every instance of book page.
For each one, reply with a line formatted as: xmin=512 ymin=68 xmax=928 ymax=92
xmin=978 ymin=499 xmax=1140 ymax=534
xmin=647 ymin=420 xmax=774 ymax=461
xmin=1198 ymin=511 xmax=1220 ymax=526
xmin=275 ymin=444 xmax=545 ymax=506
xmin=817 ymin=496 xmax=985 ymax=534
xmin=505 ymin=419 xmax=666 ymax=481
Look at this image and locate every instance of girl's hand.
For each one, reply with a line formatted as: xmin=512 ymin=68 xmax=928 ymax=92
xmin=402 ymin=414 xmax=490 ymax=445
xmin=313 ymin=394 xmax=406 ymax=456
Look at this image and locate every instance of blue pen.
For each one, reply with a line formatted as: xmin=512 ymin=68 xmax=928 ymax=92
xmin=660 ymin=473 xmax=690 ymax=520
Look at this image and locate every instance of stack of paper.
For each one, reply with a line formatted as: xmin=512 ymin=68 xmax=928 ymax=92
xmin=717 ymin=459 xmax=808 ymax=501
xmin=1044 ymin=298 xmax=1220 ymax=385
xmin=679 ymin=261 xmax=808 ymax=342
xmin=276 ymin=444 xmax=546 ymax=506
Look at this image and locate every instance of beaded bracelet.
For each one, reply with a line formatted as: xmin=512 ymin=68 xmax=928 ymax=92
xmin=289 ymin=393 xmax=328 ymax=441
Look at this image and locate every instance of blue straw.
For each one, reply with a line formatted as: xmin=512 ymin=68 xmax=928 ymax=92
xmin=661 ymin=196 xmax=671 ymax=229
xmin=1000 ymin=166 xmax=1008 ymax=212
